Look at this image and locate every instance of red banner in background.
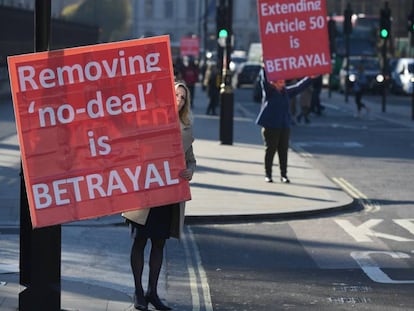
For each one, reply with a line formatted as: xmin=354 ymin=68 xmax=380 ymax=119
xmin=257 ymin=0 xmax=331 ymax=81
xmin=180 ymin=37 xmax=200 ymax=57
xmin=7 ymin=36 xmax=191 ymax=228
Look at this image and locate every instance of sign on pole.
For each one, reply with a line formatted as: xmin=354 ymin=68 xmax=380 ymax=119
xmin=257 ymin=0 xmax=332 ymax=81
xmin=8 ymin=35 xmax=191 ymax=228
xmin=180 ymin=36 xmax=200 ymax=57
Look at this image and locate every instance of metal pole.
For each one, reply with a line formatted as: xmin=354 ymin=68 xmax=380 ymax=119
xmin=412 ymin=0 xmax=414 ymax=120
xmin=19 ymin=1 xmax=62 ymax=310
xmin=344 ymin=32 xmax=349 ymax=103
xmin=219 ymin=0 xmax=233 ymax=145
xmin=203 ymin=0 xmax=208 ymax=62
xmin=412 ymin=83 xmax=414 ymax=120
xmin=382 ymin=38 xmax=387 ymax=113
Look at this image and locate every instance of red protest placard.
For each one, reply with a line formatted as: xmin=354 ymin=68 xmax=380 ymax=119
xmin=7 ymin=36 xmax=191 ymax=228
xmin=180 ymin=37 xmax=200 ymax=57
xmin=257 ymin=0 xmax=332 ymax=81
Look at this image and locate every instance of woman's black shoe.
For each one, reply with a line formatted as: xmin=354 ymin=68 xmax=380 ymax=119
xmin=145 ymin=293 xmax=172 ymax=310
xmin=134 ymin=293 xmax=148 ymax=311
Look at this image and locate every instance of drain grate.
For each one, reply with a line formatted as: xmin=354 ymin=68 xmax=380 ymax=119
xmin=328 ymin=296 xmax=371 ymax=304
xmin=333 ymin=285 xmax=372 ymax=292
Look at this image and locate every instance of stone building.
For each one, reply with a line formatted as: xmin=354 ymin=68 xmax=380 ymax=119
xmin=2 ymin=0 xmax=414 ymax=53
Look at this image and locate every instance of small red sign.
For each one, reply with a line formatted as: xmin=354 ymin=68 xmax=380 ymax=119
xmin=7 ymin=36 xmax=191 ymax=228
xmin=257 ymin=0 xmax=332 ymax=81
xmin=180 ymin=37 xmax=200 ymax=57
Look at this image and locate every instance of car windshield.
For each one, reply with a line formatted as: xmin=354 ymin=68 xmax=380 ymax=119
xmin=349 ymin=58 xmax=380 ymax=71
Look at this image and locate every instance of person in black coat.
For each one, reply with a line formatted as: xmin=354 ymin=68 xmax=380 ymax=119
xmin=256 ymin=69 xmax=312 ymax=183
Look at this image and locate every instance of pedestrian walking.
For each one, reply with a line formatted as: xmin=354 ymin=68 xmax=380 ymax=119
xmin=296 ymin=83 xmax=313 ymax=124
xmin=310 ymin=75 xmax=324 ymax=115
xmin=173 ymin=56 xmax=184 ymax=80
xmin=205 ymin=64 xmax=220 ymax=115
xmin=256 ymin=68 xmax=312 ymax=183
xmin=353 ymin=64 xmax=371 ymax=118
xmin=287 ymin=79 xmax=298 ymax=125
xmin=181 ymin=57 xmax=199 ymax=108
xmin=122 ymin=82 xmax=196 ymax=311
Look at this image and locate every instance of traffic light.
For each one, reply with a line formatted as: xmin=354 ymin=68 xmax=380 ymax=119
xmin=343 ymin=4 xmax=353 ymax=35
xmin=218 ymin=28 xmax=228 ymax=39
xmin=379 ymin=3 xmax=391 ymax=39
xmin=216 ymin=2 xmax=230 ymax=49
xmin=216 ymin=2 xmax=229 ymax=39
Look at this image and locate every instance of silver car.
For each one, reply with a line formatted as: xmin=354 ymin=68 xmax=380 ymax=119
xmin=390 ymin=58 xmax=414 ymax=95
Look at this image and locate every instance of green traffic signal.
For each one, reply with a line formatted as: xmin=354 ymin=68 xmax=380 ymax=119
xmin=218 ymin=29 xmax=228 ymax=38
xmin=380 ymin=28 xmax=389 ymax=39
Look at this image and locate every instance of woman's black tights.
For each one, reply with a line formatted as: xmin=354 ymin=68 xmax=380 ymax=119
xmin=130 ymin=236 xmax=166 ymax=302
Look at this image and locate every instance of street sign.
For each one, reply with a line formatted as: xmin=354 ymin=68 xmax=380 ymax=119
xmin=8 ymin=36 xmax=191 ymax=228
xmin=180 ymin=36 xmax=200 ymax=57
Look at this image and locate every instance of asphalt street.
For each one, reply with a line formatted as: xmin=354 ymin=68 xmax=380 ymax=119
xmin=1 ymin=84 xmax=413 ymax=310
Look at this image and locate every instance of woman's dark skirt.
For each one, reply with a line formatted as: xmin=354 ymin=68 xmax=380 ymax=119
xmin=130 ymin=203 xmax=178 ymax=239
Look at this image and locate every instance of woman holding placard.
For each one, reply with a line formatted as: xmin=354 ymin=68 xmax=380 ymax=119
xmin=256 ymin=68 xmax=311 ymax=183
xmin=123 ymin=82 xmax=196 ymax=310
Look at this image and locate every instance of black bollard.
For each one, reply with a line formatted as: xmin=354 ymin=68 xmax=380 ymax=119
xmin=219 ymin=84 xmax=234 ymax=145
xmin=19 ymin=1 xmax=62 ymax=310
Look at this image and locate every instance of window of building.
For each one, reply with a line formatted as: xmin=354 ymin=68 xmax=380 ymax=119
xmin=165 ymin=0 xmax=173 ymax=19
xmin=144 ymin=0 xmax=153 ymax=18
xmin=249 ymin=0 xmax=257 ymax=20
xmin=186 ymin=0 xmax=195 ymax=22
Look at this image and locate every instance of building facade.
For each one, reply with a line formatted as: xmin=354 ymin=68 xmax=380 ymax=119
xmin=2 ymin=0 xmax=414 ymax=54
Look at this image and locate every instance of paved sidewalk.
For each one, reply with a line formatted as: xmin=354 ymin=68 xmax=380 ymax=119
xmin=8 ymin=84 xmax=413 ymax=310
xmin=185 ymin=103 xmax=354 ymax=221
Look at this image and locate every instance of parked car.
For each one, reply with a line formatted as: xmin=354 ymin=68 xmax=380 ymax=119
xmin=229 ymin=50 xmax=247 ymax=75
xmin=236 ymin=62 xmax=262 ymax=88
xmin=339 ymin=56 xmax=384 ymax=93
xmin=390 ymin=58 xmax=414 ymax=95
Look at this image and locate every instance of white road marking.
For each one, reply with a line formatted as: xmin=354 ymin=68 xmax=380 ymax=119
xmin=182 ymin=228 xmax=200 ymax=311
xmin=351 ymin=251 xmax=414 ymax=284
xmin=335 ymin=219 xmax=414 ymax=243
xmin=183 ymin=226 xmax=213 ymax=311
xmin=393 ymin=219 xmax=414 ymax=235
xmin=295 ymin=141 xmax=363 ymax=148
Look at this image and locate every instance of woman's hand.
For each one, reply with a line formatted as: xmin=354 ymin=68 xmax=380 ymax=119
xmin=179 ymin=168 xmax=193 ymax=181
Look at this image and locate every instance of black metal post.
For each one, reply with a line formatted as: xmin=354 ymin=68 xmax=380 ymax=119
xmin=343 ymin=3 xmax=352 ymax=103
xmin=380 ymin=2 xmax=391 ymax=113
xmin=412 ymin=83 xmax=414 ymax=120
xmin=381 ymin=39 xmax=387 ymax=113
xmin=408 ymin=0 xmax=414 ymax=120
xmin=19 ymin=1 xmax=62 ymax=310
xmin=218 ymin=0 xmax=233 ymax=145
xmin=203 ymin=0 xmax=208 ymax=63
xmin=344 ymin=33 xmax=350 ymax=103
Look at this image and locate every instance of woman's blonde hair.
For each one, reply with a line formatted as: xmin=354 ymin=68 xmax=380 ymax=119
xmin=174 ymin=81 xmax=192 ymax=126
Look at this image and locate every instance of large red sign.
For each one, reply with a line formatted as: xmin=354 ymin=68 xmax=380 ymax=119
xmin=7 ymin=36 xmax=191 ymax=228
xmin=257 ymin=0 xmax=331 ymax=81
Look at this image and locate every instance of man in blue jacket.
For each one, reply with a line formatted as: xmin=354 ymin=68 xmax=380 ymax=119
xmin=256 ymin=68 xmax=312 ymax=183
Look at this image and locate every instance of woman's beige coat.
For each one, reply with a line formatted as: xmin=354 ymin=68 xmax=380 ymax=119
xmin=122 ymin=122 xmax=196 ymax=239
